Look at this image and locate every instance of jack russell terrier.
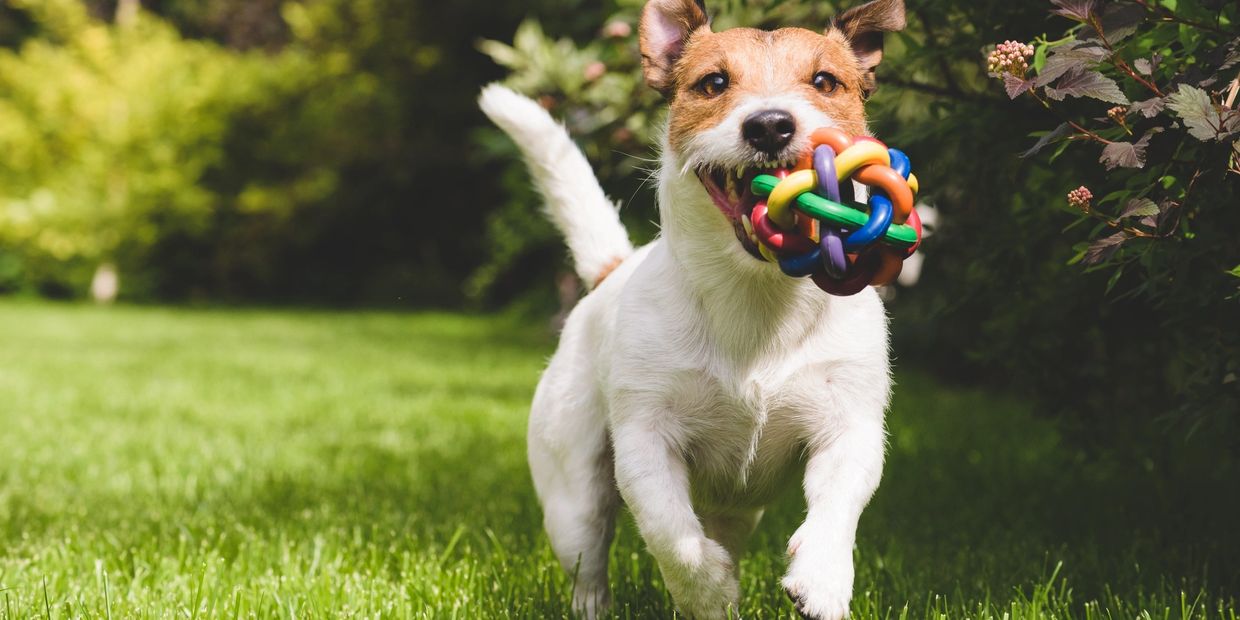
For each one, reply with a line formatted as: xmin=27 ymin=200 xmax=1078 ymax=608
xmin=479 ymin=0 xmax=906 ymax=617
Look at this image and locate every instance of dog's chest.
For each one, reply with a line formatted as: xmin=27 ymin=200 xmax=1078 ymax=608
xmin=664 ymin=365 xmax=814 ymax=509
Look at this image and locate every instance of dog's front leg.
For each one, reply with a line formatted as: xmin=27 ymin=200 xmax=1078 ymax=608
xmin=611 ymin=420 xmax=739 ymax=620
xmin=783 ymin=417 xmax=885 ymax=620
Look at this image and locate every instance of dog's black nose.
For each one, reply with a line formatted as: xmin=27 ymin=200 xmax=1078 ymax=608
xmin=741 ymin=110 xmax=796 ymax=156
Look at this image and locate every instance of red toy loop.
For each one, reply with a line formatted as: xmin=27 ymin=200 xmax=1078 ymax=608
xmin=752 ymin=203 xmax=816 ymax=254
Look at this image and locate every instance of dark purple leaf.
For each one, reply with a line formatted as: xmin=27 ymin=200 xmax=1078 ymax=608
xmin=1045 ymin=67 xmax=1130 ymax=105
xmin=1119 ymin=198 xmax=1158 ymax=218
xmin=1157 ymin=199 xmax=1177 ymax=227
xmin=1050 ymin=0 xmax=1097 ymax=21
xmin=1167 ymin=85 xmax=1222 ymax=141
xmin=1083 ymin=232 xmax=1128 ymax=265
xmin=1224 ymin=110 xmax=1240 ymax=136
xmin=1004 ymin=74 xmax=1034 ymax=99
xmin=1129 ymin=96 xmax=1165 ymax=118
xmin=1035 ymin=41 xmax=1109 ymax=87
xmin=1080 ymin=3 xmax=1146 ymax=44
xmin=1221 ymin=38 xmax=1240 ymax=71
xmin=1021 ymin=122 xmax=1072 ymax=158
xmin=1099 ymin=131 xmax=1154 ymax=170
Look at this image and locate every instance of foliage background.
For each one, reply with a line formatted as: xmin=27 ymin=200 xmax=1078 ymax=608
xmin=0 ymin=0 xmax=1237 ymax=454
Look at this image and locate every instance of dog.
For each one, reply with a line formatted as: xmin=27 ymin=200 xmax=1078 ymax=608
xmin=479 ymin=0 xmax=905 ymax=617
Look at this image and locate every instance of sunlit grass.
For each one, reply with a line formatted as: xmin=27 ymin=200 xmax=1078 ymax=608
xmin=0 ymin=300 xmax=1234 ymax=618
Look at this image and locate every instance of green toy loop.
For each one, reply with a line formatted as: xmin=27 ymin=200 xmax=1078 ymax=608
xmin=750 ymin=174 xmax=917 ymax=249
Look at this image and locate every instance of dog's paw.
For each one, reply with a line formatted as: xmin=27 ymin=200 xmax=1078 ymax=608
xmin=661 ymin=536 xmax=739 ymax=620
xmin=783 ymin=579 xmax=849 ymax=620
xmin=571 ymin=586 xmax=611 ymax=620
xmin=781 ymin=526 xmax=854 ymax=620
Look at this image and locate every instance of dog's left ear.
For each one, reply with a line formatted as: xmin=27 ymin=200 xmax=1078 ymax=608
xmin=639 ymin=0 xmax=711 ymax=96
xmin=831 ymin=0 xmax=906 ymax=95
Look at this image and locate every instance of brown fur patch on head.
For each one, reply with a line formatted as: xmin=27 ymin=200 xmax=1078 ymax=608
xmin=665 ymin=27 xmax=869 ymax=154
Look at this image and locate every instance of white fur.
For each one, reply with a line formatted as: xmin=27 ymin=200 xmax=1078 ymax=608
xmin=478 ymin=84 xmax=634 ymax=287
xmin=681 ymin=94 xmax=835 ymax=174
xmin=480 ymin=83 xmax=889 ymax=620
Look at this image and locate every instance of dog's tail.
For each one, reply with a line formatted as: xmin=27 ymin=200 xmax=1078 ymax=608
xmin=478 ymin=83 xmax=633 ymax=288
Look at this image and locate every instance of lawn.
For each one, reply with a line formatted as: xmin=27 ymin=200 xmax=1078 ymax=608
xmin=0 ymin=300 xmax=1235 ymax=618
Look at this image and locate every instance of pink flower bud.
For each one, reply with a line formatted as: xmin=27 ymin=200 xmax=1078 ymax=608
xmin=584 ymin=61 xmax=606 ymax=82
xmin=603 ymin=21 xmax=632 ymax=38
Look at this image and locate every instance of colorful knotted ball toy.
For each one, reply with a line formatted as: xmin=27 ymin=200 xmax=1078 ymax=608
xmin=743 ymin=127 xmax=923 ymax=296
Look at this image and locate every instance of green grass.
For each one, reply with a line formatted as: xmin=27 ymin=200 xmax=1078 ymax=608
xmin=0 ymin=300 xmax=1235 ymax=618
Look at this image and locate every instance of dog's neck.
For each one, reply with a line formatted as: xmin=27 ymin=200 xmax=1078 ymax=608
xmin=658 ymin=151 xmax=831 ymax=362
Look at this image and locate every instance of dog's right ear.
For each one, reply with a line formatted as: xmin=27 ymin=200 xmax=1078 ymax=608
xmin=831 ymin=0 xmax=906 ymax=95
xmin=639 ymin=0 xmax=710 ymax=96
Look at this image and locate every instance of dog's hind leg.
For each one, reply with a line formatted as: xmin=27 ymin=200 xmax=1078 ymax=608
xmin=704 ymin=509 xmax=764 ymax=579
xmin=528 ymin=328 xmax=618 ymax=618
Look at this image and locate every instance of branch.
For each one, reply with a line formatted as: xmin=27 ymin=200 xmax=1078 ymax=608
xmin=1087 ymin=14 xmax=1165 ymax=97
xmin=884 ymin=77 xmax=1003 ymax=104
xmin=1130 ymin=0 xmax=1228 ymax=35
xmin=1029 ymin=90 xmax=1114 ymax=144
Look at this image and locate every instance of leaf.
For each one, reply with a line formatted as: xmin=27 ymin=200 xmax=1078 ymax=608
xmin=1050 ymin=0 xmax=1097 ymax=21
xmin=1129 ymin=96 xmax=1166 ymax=118
xmin=1221 ymin=38 xmax=1240 ymax=71
xmin=1083 ymin=232 xmax=1128 ymax=265
xmin=1045 ymin=67 xmax=1130 ymax=104
xmin=477 ymin=39 xmax=521 ymax=68
xmin=1105 ymin=263 xmax=1125 ymax=294
xmin=1226 ymin=110 xmax=1240 ymax=135
xmin=1004 ymin=74 xmax=1034 ymax=99
xmin=1033 ymin=43 xmax=1049 ymax=73
xmin=1099 ymin=131 xmax=1155 ymax=170
xmin=1133 ymin=58 xmax=1151 ymax=75
xmin=1156 ymin=199 xmax=1177 ymax=227
xmin=1119 ymin=198 xmax=1159 ymax=218
xmin=1080 ymin=3 xmax=1147 ymax=44
xmin=1100 ymin=141 xmax=1143 ymax=170
xmin=1034 ymin=41 xmax=1109 ymax=87
xmin=1166 ymin=85 xmax=1222 ymax=141
xmin=1021 ymin=122 xmax=1072 ymax=158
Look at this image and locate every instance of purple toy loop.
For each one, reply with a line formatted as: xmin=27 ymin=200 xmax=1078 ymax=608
xmin=813 ymin=145 xmax=849 ymax=276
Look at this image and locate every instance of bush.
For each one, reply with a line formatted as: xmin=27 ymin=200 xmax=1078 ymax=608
xmin=0 ymin=0 xmax=547 ymax=304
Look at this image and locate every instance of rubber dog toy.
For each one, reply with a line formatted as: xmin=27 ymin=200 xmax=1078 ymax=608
xmin=746 ymin=127 xmax=923 ymax=296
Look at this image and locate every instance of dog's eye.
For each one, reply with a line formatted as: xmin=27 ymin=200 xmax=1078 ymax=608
xmin=812 ymin=71 xmax=840 ymax=94
xmin=696 ymin=72 xmax=728 ymax=97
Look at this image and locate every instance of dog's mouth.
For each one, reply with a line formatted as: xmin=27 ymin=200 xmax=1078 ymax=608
xmin=695 ymin=163 xmax=794 ymax=257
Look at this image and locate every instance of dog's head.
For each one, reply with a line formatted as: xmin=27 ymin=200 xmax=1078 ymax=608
xmin=641 ymin=0 xmax=905 ymax=259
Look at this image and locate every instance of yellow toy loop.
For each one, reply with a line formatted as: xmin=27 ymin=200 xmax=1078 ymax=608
xmin=831 ymin=141 xmax=892 ymax=182
xmin=765 ymin=141 xmax=891 ymax=229
xmin=764 ymin=170 xmax=817 ymax=229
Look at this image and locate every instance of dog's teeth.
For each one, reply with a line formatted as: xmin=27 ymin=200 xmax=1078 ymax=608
xmin=735 ymin=168 xmax=745 ymax=180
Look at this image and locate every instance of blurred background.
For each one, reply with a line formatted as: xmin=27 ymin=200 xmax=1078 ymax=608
xmin=1 ymin=0 xmax=1235 ymax=445
xmin=0 ymin=0 xmax=1238 ymax=614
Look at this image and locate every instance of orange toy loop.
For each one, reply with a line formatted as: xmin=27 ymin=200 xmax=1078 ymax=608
xmin=871 ymin=247 xmax=906 ymax=286
xmin=852 ymin=164 xmax=914 ymax=225
xmin=808 ymin=127 xmax=853 ymax=154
